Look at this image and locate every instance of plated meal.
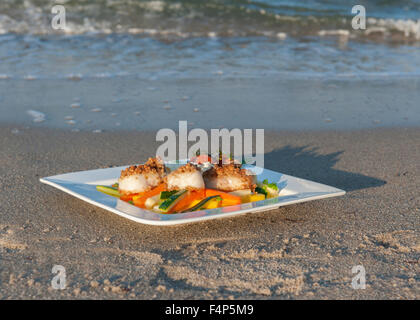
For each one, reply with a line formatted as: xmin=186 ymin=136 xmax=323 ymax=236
xmin=40 ymin=157 xmax=345 ymax=225
xmin=96 ymin=156 xmax=282 ymax=214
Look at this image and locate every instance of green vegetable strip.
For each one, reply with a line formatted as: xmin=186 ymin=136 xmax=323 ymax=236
xmin=255 ymin=186 xmax=267 ymax=196
xmin=159 ymin=190 xmax=187 ymax=212
xmin=160 ymin=190 xmax=178 ymax=200
xmin=182 ymin=196 xmax=222 ymax=213
xmin=96 ymin=185 xmax=120 ymax=198
xmin=262 ymin=179 xmax=279 ymax=190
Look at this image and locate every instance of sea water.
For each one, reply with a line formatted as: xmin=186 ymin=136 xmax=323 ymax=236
xmin=0 ymin=0 xmax=419 ymax=130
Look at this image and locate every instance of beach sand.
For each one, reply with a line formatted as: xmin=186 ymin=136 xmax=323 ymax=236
xmin=0 ymin=125 xmax=418 ymax=299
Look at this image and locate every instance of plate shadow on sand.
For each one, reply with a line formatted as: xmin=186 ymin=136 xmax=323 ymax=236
xmin=264 ymin=145 xmax=386 ymax=192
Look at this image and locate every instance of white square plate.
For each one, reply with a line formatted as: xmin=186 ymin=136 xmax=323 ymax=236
xmin=40 ymin=162 xmax=345 ymax=226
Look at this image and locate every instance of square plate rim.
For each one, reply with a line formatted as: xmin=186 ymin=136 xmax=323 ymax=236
xmin=40 ymin=163 xmax=345 ymax=226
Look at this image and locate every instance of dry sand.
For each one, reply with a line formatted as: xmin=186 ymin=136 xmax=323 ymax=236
xmin=0 ymin=125 xmax=419 ymax=299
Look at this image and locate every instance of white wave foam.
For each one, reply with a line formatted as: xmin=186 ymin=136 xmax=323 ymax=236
xmin=24 ymin=75 xmax=37 ymax=80
xmin=1 ymin=9 xmax=419 ymax=42
xmin=138 ymin=1 xmax=165 ymax=12
xmin=365 ymin=27 xmax=388 ymax=36
xmin=319 ymin=30 xmax=350 ymax=37
xmin=276 ymin=32 xmax=287 ymax=40
xmin=368 ymin=18 xmax=420 ymax=39
xmin=27 ymin=110 xmax=46 ymax=123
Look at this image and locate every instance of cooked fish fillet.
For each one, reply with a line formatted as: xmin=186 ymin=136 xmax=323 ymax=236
xmin=118 ymin=157 xmax=166 ymax=195
xmin=165 ymin=163 xmax=205 ymax=191
xmin=203 ymin=163 xmax=256 ymax=192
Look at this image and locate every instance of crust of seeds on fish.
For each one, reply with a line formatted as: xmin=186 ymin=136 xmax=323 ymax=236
xmin=164 ymin=163 xmax=201 ymax=180
xmin=120 ymin=157 xmax=166 ymax=178
xmin=144 ymin=157 xmax=166 ymax=175
xmin=203 ymin=163 xmax=256 ymax=191
xmin=173 ymin=163 xmax=200 ymax=174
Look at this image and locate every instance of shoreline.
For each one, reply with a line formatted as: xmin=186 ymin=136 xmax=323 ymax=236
xmin=2 ymin=76 xmax=419 ymax=131
xmin=0 ymin=125 xmax=419 ymax=299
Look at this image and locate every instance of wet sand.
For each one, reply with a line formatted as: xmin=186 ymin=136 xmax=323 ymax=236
xmin=0 ymin=125 xmax=419 ymax=299
xmin=1 ymin=77 xmax=420 ymax=131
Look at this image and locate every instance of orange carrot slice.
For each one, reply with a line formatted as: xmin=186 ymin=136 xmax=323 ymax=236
xmin=170 ymin=189 xmax=206 ymax=213
xmin=120 ymin=193 xmax=139 ymax=202
xmin=132 ymin=183 xmax=166 ymax=208
xmin=205 ymin=189 xmax=241 ymax=206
